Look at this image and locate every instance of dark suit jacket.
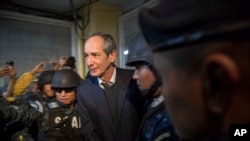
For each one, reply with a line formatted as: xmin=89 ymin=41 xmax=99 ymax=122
xmin=77 ymin=68 xmax=143 ymax=141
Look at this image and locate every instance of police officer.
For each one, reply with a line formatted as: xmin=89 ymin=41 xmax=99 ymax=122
xmin=47 ymin=69 xmax=83 ymax=141
xmin=14 ymin=70 xmax=56 ymax=105
xmin=0 ymin=69 xmax=83 ymax=141
xmin=126 ymin=33 xmax=179 ymax=141
xmin=3 ymin=70 xmax=56 ymax=141
xmin=138 ymin=0 xmax=250 ymax=141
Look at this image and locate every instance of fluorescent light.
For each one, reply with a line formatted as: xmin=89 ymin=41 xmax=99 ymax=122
xmin=123 ymin=50 xmax=129 ymax=55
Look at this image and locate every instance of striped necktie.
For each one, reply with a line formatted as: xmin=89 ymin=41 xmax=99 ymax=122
xmin=101 ymin=82 xmax=113 ymax=89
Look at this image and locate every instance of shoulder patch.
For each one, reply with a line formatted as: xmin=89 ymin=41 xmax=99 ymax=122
xmin=47 ymin=101 xmax=60 ymax=109
xmin=28 ymin=100 xmax=44 ymax=113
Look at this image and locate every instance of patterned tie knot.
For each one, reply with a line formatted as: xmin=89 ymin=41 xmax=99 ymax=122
xmin=101 ymin=81 xmax=113 ymax=88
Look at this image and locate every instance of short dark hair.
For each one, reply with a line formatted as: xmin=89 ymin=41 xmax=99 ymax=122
xmin=5 ymin=60 xmax=14 ymax=66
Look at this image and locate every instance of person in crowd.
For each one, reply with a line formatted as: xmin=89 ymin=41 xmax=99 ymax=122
xmin=25 ymin=75 xmax=40 ymax=93
xmin=0 ymin=61 xmax=14 ymax=78
xmin=5 ymin=60 xmax=15 ymax=68
xmin=53 ymin=56 xmax=68 ymax=71
xmin=0 ymin=65 xmax=11 ymax=78
xmin=13 ymin=62 xmax=45 ymax=96
xmin=0 ymin=61 xmax=15 ymax=92
xmin=126 ymin=33 xmax=179 ymax=141
xmin=77 ymin=32 xmax=144 ymax=141
xmin=63 ymin=56 xmax=77 ymax=72
xmin=0 ymin=69 xmax=83 ymax=141
xmin=1 ymin=61 xmax=17 ymax=99
xmin=138 ymin=0 xmax=250 ymax=140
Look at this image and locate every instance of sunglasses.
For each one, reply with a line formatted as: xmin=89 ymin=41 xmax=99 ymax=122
xmin=54 ymin=88 xmax=75 ymax=93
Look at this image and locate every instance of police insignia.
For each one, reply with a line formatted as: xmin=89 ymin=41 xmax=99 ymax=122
xmin=29 ymin=100 xmax=44 ymax=113
xmin=47 ymin=101 xmax=60 ymax=109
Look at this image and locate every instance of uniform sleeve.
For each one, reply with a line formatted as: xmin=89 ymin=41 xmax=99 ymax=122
xmin=77 ymin=86 xmax=102 ymax=141
xmin=0 ymin=97 xmax=40 ymax=128
xmin=13 ymin=72 xmax=34 ymax=96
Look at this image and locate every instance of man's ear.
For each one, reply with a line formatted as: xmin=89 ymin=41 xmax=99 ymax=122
xmin=109 ymin=50 xmax=117 ymax=63
xmin=202 ymin=53 xmax=239 ymax=115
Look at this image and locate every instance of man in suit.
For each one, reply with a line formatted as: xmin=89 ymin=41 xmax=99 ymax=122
xmin=77 ymin=32 xmax=143 ymax=141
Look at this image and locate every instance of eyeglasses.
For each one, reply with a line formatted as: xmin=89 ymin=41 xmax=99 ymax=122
xmin=54 ymin=88 xmax=75 ymax=93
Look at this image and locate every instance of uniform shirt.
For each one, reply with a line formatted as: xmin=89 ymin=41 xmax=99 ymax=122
xmin=137 ymin=95 xmax=179 ymax=141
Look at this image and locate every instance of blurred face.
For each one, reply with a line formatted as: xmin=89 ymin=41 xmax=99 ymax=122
xmin=57 ymin=57 xmax=67 ymax=70
xmin=153 ymin=52 xmax=210 ymax=140
xmin=55 ymin=88 xmax=76 ymax=107
xmin=133 ymin=64 xmax=156 ymax=91
xmin=5 ymin=64 xmax=14 ymax=70
xmin=29 ymin=81 xmax=39 ymax=93
xmin=84 ymin=36 xmax=116 ymax=79
xmin=43 ymin=83 xmax=55 ymax=98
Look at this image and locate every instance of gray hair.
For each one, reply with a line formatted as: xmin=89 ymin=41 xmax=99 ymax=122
xmin=86 ymin=32 xmax=117 ymax=56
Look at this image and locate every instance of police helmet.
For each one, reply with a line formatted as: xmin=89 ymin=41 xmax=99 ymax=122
xmin=126 ymin=33 xmax=153 ymax=66
xmin=51 ymin=69 xmax=82 ymax=89
xmin=139 ymin=0 xmax=250 ymax=52
xmin=126 ymin=33 xmax=162 ymax=98
xmin=37 ymin=70 xmax=55 ymax=89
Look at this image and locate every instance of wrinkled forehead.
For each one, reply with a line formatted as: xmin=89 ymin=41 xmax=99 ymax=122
xmin=84 ymin=37 xmax=105 ymax=53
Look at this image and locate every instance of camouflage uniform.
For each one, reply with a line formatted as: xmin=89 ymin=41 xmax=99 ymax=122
xmin=0 ymin=93 xmax=82 ymax=141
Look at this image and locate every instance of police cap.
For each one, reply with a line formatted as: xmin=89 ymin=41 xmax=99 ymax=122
xmin=139 ymin=0 xmax=250 ymax=52
xmin=126 ymin=33 xmax=153 ymax=66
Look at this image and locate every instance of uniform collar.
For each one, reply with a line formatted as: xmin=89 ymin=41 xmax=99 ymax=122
xmin=151 ymin=95 xmax=164 ymax=108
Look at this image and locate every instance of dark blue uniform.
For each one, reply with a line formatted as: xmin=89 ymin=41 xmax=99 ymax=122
xmin=137 ymin=96 xmax=179 ymax=141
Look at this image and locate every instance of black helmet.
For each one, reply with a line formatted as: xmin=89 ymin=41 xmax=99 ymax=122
xmin=51 ymin=69 xmax=82 ymax=89
xmin=126 ymin=33 xmax=153 ymax=66
xmin=38 ymin=70 xmax=55 ymax=89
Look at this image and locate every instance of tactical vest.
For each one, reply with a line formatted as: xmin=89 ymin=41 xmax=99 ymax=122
xmin=35 ymin=100 xmax=82 ymax=141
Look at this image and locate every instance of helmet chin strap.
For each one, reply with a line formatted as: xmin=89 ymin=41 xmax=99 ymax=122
xmin=143 ymin=78 xmax=162 ymax=98
xmin=59 ymin=98 xmax=77 ymax=108
xmin=142 ymin=64 xmax=162 ymax=98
